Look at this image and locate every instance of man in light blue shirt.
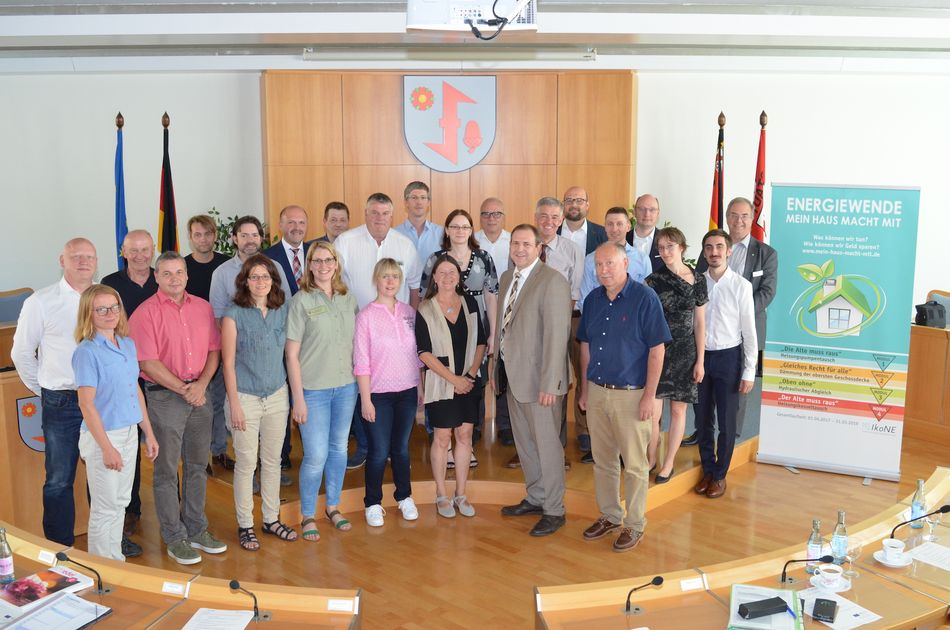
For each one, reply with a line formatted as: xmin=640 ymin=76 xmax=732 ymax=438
xmin=579 ymin=206 xmax=650 ymax=311
xmin=393 ymin=181 xmax=444 ymax=268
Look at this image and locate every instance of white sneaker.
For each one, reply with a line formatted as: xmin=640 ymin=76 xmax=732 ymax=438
xmin=365 ymin=504 xmax=386 ymax=527
xmin=397 ymin=497 xmax=419 ymax=521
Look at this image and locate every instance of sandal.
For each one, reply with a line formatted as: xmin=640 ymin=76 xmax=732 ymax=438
xmin=436 ymin=495 xmax=456 ymax=519
xmin=238 ymin=527 xmax=260 ymax=551
xmin=301 ymin=517 xmax=320 ymax=542
xmin=325 ymin=509 xmax=352 ymax=531
xmin=262 ymin=520 xmax=297 ymax=541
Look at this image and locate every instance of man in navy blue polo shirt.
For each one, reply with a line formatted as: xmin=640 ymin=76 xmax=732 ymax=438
xmin=577 ymin=242 xmax=670 ymax=553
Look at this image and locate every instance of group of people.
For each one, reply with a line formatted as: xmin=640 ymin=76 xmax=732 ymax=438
xmin=11 ymin=180 xmax=776 ymax=563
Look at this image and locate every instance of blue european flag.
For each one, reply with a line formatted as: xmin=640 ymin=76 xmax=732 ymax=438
xmin=114 ymin=116 xmax=128 ymax=270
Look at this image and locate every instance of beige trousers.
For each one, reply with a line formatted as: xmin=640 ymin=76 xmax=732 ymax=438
xmin=232 ymin=386 xmax=289 ymax=528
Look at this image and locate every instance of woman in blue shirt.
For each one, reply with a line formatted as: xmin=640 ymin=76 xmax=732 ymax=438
xmin=221 ymin=254 xmax=295 ymax=551
xmin=73 ymin=284 xmax=159 ymax=561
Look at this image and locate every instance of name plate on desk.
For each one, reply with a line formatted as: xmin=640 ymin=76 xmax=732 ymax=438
xmin=327 ymin=599 xmax=354 ymax=612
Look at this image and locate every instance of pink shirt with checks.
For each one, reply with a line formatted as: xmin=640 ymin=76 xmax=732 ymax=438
xmin=353 ymin=301 xmax=422 ymax=394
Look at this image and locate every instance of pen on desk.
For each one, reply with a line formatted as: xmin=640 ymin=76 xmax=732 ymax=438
xmin=786 ymin=605 xmax=797 ymax=619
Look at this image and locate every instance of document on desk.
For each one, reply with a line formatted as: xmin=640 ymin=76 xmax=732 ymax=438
xmin=798 ymin=588 xmax=881 ymax=630
xmin=181 ymin=608 xmax=254 ymax=629
xmin=905 ymin=541 xmax=950 ymax=572
xmin=0 ymin=591 xmax=111 ymax=630
xmin=727 ymin=584 xmax=803 ymax=630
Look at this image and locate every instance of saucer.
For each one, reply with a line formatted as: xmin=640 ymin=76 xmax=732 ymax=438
xmin=809 ymin=574 xmax=851 ymax=593
xmin=873 ymin=549 xmax=913 ymax=568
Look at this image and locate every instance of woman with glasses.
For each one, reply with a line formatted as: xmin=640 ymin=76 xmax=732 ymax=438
xmin=73 ymin=284 xmax=159 ymax=560
xmin=416 ymin=254 xmax=486 ymax=518
xmin=286 ymin=241 xmax=358 ymax=542
xmin=222 ymin=254 xmax=295 ymax=550
xmin=353 ymin=258 xmax=423 ymax=527
xmin=419 ymin=209 xmax=499 ymax=464
xmin=645 ymin=227 xmax=707 ymax=484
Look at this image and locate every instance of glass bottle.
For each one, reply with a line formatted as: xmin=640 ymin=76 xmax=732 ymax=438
xmin=0 ymin=528 xmax=14 ymax=584
xmin=831 ymin=510 xmax=848 ymax=565
xmin=806 ymin=519 xmax=823 ymax=574
xmin=910 ymin=479 xmax=926 ymax=529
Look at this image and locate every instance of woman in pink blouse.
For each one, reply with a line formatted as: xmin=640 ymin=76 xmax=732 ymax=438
xmin=353 ymin=258 xmax=423 ymax=527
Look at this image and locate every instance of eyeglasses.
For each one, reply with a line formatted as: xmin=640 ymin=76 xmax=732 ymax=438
xmin=563 ymin=197 xmax=588 ymax=205
xmin=407 ymin=195 xmax=430 ymax=202
xmin=480 ymin=211 xmax=503 ymax=219
xmin=311 ymin=257 xmax=337 ymax=266
xmin=635 ymin=206 xmax=659 ymax=214
xmin=248 ymin=274 xmax=272 ymax=282
xmin=93 ymin=304 xmax=121 ymax=316
xmin=447 ymin=224 xmax=472 ymax=232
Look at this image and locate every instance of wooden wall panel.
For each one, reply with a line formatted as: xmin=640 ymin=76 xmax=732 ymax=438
xmin=262 ymin=72 xmax=343 ymax=166
xmin=557 ymin=72 xmax=635 ymax=166
xmin=430 ymin=170 xmax=471 ymax=225
xmin=344 ymin=165 xmax=430 ymax=223
xmin=557 ymin=164 xmax=635 ymax=223
xmin=343 ymin=73 xmax=417 ymax=165
xmin=482 ymin=73 xmax=558 ymax=165
xmin=470 ymin=165 xmax=557 ymax=229
xmin=265 ymin=166 xmax=345 ymax=242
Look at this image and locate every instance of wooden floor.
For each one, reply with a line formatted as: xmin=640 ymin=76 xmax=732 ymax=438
xmin=69 ymin=413 xmax=944 ymax=629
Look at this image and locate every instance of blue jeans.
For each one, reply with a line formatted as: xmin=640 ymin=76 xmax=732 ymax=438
xmin=299 ymin=383 xmax=358 ymax=516
xmin=362 ymin=387 xmax=416 ymax=508
xmin=41 ymin=388 xmax=84 ymax=546
xmin=351 ymin=400 xmax=368 ymax=456
xmin=209 ymin=367 xmax=229 ymax=456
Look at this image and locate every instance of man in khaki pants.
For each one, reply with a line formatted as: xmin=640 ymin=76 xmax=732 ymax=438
xmin=577 ymin=243 xmax=670 ymax=552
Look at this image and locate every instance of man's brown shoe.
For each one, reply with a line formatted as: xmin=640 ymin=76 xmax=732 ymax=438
xmin=706 ymin=478 xmax=727 ymax=499
xmin=613 ymin=528 xmax=643 ymax=553
xmin=583 ymin=516 xmax=621 ymax=541
xmin=505 ymin=453 xmax=521 ymax=468
xmin=694 ymin=473 xmax=713 ymax=495
xmin=123 ymin=512 xmax=140 ymax=538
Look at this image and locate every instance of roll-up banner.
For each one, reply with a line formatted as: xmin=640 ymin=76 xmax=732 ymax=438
xmin=758 ymin=183 xmax=920 ymax=481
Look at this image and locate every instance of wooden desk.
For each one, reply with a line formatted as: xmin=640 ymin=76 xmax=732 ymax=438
xmin=3 ymin=522 xmax=362 ymax=629
xmin=0 ymin=321 xmax=14 ymax=369
xmin=0 ymin=370 xmax=89 ymax=534
xmin=536 ymin=467 xmax=950 ymax=630
xmin=905 ymin=324 xmax=950 ymax=445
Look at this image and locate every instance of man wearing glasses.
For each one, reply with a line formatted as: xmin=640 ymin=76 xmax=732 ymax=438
xmin=558 ymin=186 xmax=608 ymax=257
xmin=394 ymin=181 xmax=444 ymax=268
xmin=475 ymin=197 xmax=511 ymax=276
xmin=683 ymin=196 xmax=777 ymax=446
xmin=626 ymin=194 xmax=665 ymax=273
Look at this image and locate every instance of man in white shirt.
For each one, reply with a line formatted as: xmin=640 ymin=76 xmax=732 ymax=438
xmin=557 ymin=186 xmax=607 ymax=256
xmin=474 ymin=197 xmax=510 ymax=276
xmin=626 ymin=194 xmax=664 ymax=273
xmin=393 ymin=181 xmax=444 ymax=269
xmin=263 ymin=205 xmax=310 ymax=297
xmin=12 ymin=237 xmax=98 ymax=546
xmin=692 ymin=229 xmax=756 ymax=500
xmin=335 ymin=193 xmax=422 ymax=310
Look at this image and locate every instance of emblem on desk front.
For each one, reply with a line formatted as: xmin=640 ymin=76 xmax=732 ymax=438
xmin=404 ymin=76 xmax=496 ymax=173
xmin=17 ymin=395 xmax=44 ymax=452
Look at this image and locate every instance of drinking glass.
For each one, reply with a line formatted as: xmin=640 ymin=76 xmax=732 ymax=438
xmin=844 ymin=541 xmax=863 ymax=578
xmin=923 ymin=511 xmax=942 ymax=543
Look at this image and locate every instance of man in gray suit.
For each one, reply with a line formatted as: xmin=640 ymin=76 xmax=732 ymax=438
xmin=494 ymin=224 xmax=573 ymax=537
xmin=683 ymin=196 xmax=778 ymax=444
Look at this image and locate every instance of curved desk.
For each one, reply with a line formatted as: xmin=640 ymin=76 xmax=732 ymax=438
xmin=3 ymin=523 xmax=362 ymax=629
xmin=535 ymin=467 xmax=950 ymax=629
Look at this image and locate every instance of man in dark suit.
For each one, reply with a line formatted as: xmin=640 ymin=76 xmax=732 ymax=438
xmin=682 ymin=196 xmax=778 ymax=445
xmin=495 ymin=224 xmax=573 ymax=537
xmin=625 ymin=193 xmax=664 ymax=273
xmin=558 ymin=186 xmax=608 ymax=256
xmin=263 ymin=204 xmax=310 ymax=297
xmin=314 ymin=201 xmax=350 ymax=244
xmin=556 ymin=186 xmax=606 ymax=456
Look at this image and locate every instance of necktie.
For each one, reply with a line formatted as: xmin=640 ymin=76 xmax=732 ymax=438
xmin=499 ymin=271 xmax=522 ymax=359
xmin=291 ymin=247 xmax=302 ymax=282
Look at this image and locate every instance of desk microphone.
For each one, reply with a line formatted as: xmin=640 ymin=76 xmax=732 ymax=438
xmin=890 ymin=504 xmax=950 ymax=539
xmin=55 ymin=551 xmax=111 ymax=595
xmin=624 ymin=576 xmax=663 ymax=614
xmin=229 ymin=579 xmax=271 ymax=622
xmin=780 ymin=554 xmax=833 ymax=584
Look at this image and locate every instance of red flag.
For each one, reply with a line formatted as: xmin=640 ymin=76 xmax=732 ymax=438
xmin=751 ymin=111 xmax=768 ymax=240
xmin=158 ymin=112 xmax=179 ymax=253
xmin=709 ymin=112 xmax=725 ymax=230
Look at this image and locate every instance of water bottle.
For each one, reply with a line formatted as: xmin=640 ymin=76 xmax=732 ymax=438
xmin=0 ymin=528 xmax=14 ymax=584
xmin=910 ymin=479 xmax=926 ymax=529
xmin=806 ymin=519 xmax=823 ymax=574
xmin=831 ymin=510 xmax=848 ymax=565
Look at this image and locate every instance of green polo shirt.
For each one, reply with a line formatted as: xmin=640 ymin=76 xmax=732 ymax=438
xmin=287 ymin=288 xmax=358 ymax=390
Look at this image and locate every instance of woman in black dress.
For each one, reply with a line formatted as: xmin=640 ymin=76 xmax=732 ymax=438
xmin=416 ymin=255 xmax=487 ymax=518
xmin=645 ymin=227 xmax=708 ymax=484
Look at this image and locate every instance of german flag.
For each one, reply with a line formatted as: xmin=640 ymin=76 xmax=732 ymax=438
xmin=157 ymin=112 xmax=178 ymax=253
xmin=709 ymin=112 xmax=725 ymax=230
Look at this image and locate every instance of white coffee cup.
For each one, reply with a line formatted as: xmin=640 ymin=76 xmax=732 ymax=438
xmin=815 ymin=563 xmax=844 ymax=589
xmin=882 ymin=538 xmax=906 ymax=563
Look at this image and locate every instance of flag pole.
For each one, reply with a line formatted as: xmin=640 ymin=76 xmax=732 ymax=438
xmin=709 ymin=111 xmax=725 ymax=230
xmin=752 ymin=110 xmax=768 ymax=241
xmin=114 ymin=112 xmax=128 ymax=271
xmin=158 ymin=111 xmax=179 ymax=253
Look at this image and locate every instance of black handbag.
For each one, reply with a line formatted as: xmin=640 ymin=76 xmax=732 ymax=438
xmin=915 ymin=300 xmax=946 ymax=328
